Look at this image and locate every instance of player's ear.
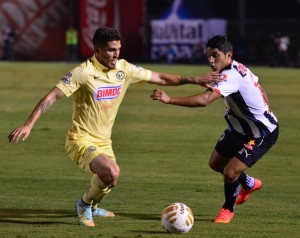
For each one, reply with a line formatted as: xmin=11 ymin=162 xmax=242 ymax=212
xmin=226 ymin=51 xmax=233 ymax=59
xmin=94 ymin=46 xmax=100 ymax=53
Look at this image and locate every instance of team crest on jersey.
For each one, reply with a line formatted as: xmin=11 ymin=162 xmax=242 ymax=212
xmin=116 ymin=70 xmax=125 ymax=80
xmin=60 ymin=72 xmax=72 ymax=84
xmin=94 ymin=85 xmax=121 ymax=100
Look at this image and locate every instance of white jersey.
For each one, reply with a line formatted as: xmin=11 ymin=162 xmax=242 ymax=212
xmin=212 ymin=60 xmax=278 ymax=138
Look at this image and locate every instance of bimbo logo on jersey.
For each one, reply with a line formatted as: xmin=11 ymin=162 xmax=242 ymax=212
xmin=94 ymin=85 xmax=121 ymax=100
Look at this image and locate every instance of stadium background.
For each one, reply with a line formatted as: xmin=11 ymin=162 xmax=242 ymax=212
xmin=0 ymin=0 xmax=299 ymax=66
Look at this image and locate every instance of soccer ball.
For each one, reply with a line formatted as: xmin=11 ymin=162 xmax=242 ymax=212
xmin=161 ymin=203 xmax=194 ymax=234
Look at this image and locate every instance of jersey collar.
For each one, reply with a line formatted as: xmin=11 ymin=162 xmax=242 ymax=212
xmin=90 ymin=54 xmax=115 ymax=72
xmin=220 ymin=60 xmax=233 ymax=73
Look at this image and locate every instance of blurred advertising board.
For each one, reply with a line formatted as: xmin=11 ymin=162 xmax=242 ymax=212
xmin=148 ymin=0 xmax=227 ymax=62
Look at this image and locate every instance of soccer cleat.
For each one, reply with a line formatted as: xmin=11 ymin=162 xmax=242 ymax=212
xmin=75 ymin=198 xmax=95 ymax=227
xmin=214 ymin=208 xmax=234 ymax=224
xmin=236 ymin=178 xmax=262 ymax=205
xmin=92 ymin=208 xmax=115 ymax=217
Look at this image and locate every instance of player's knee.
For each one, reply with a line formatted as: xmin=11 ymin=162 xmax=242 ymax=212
xmin=223 ymin=169 xmax=238 ymax=183
xmin=100 ymin=164 xmax=120 ymax=187
xmin=208 ymin=160 xmax=215 ymax=170
xmin=109 ymin=164 xmax=120 ymax=186
xmin=208 ymin=159 xmax=221 ymax=172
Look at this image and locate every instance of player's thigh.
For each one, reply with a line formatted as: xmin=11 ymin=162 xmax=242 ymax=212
xmin=223 ymin=157 xmax=248 ymax=182
xmin=210 ymin=129 xmax=244 ymax=172
xmin=65 ymin=138 xmax=116 ymax=173
xmin=209 ymin=149 xmax=231 ymax=172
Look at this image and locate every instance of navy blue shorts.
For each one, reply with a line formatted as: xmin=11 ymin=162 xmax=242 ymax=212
xmin=215 ymin=126 xmax=279 ymax=167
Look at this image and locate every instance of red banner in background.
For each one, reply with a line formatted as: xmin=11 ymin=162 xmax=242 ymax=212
xmin=79 ymin=0 xmax=114 ymax=59
xmin=0 ymin=0 xmax=145 ymax=61
xmin=79 ymin=0 xmax=145 ymax=61
xmin=118 ymin=0 xmax=145 ymax=61
xmin=0 ymin=0 xmax=70 ymax=60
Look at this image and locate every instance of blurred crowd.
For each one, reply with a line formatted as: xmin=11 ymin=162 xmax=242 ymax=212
xmin=0 ymin=21 xmax=16 ymax=61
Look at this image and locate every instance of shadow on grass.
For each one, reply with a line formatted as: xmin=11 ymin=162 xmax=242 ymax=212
xmin=0 ymin=209 xmax=214 ymax=226
xmin=0 ymin=208 xmax=75 ymax=225
xmin=119 ymin=213 xmax=214 ymax=235
xmin=117 ymin=212 xmax=159 ymax=220
xmin=117 ymin=212 xmax=212 ymax=222
xmin=128 ymin=230 xmax=169 ymax=235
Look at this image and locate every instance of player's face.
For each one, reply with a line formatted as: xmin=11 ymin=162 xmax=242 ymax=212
xmin=206 ymin=47 xmax=232 ymax=72
xmin=95 ymin=40 xmax=121 ymax=69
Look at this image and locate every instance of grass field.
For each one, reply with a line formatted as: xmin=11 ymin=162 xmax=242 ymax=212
xmin=0 ymin=62 xmax=299 ymax=238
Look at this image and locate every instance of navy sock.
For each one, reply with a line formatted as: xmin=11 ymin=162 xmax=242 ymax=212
xmin=238 ymin=172 xmax=254 ymax=190
xmin=222 ymin=180 xmax=240 ymax=212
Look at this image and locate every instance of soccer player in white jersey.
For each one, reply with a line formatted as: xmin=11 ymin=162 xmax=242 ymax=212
xmin=7 ymin=27 xmax=222 ymax=227
xmin=151 ymin=35 xmax=279 ymax=224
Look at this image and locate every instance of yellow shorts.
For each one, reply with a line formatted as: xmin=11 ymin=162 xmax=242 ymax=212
xmin=65 ymin=138 xmax=116 ymax=173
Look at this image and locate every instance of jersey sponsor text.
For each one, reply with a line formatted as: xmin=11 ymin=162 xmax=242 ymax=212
xmin=95 ymin=85 xmax=121 ymax=100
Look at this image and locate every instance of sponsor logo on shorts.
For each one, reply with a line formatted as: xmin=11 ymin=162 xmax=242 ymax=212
xmin=94 ymin=85 xmax=121 ymax=100
xmin=238 ymin=140 xmax=255 ymax=158
xmin=244 ymin=149 xmax=251 ymax=158
xmin=87 ymin=146 xmax=97 ymax=153
xmin=238 ymin=148 xmax=251 ymax=158
xmin=244 ymin=140 xmax=255 ymax=150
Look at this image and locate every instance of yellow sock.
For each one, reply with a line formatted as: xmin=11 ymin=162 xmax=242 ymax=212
xmin=82 ymin=174 xmax=111 ymax=208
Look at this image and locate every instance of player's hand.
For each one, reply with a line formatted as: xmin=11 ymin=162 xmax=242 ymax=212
xmin=195 ymin=72 xmax=223 ymax=89
xmin=150 ymin=89 xmax=171 ymax=104
xmin=8 ymin=125 xmax=31 ymax=143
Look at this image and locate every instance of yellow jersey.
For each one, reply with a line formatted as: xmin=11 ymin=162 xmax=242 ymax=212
xmin=56 ymin=55 xmax=152 ymax=143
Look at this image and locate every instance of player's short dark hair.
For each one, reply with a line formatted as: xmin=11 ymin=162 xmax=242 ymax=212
xmin=93 ymin=27 xmax=122 ymax=47
xmin=206 ymin=35 xmax=233 ymax=54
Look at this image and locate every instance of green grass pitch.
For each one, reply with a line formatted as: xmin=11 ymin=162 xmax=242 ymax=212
xmin=0 ymin=62 xmax=299 ymax=237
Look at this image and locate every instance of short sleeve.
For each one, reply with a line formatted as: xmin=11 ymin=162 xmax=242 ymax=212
xmin=125 ymin=62 xmax=152 ymax=84
xmin=56 ymin=66 xmax=87 ymax=97
xmin=211 ymin=72 xmax=239 ymax=97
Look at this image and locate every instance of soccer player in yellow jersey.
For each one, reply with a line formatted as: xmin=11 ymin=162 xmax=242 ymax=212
xmin=8 ymin=27 xmax=222 ymax=227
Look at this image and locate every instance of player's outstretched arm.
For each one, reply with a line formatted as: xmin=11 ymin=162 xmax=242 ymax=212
xmin=151 ymin=89 xmax=221 ymax=107
xmin=149 ymin=71 xmax=222 ymax=88
xmin=8 ymin=86 xmax=65 ymax=143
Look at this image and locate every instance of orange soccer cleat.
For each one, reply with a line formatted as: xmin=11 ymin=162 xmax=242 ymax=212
xmin=214 ymin=208 xmax=234 ymax=224
xmin=236 ymin=178 xmax=262 ymax=205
